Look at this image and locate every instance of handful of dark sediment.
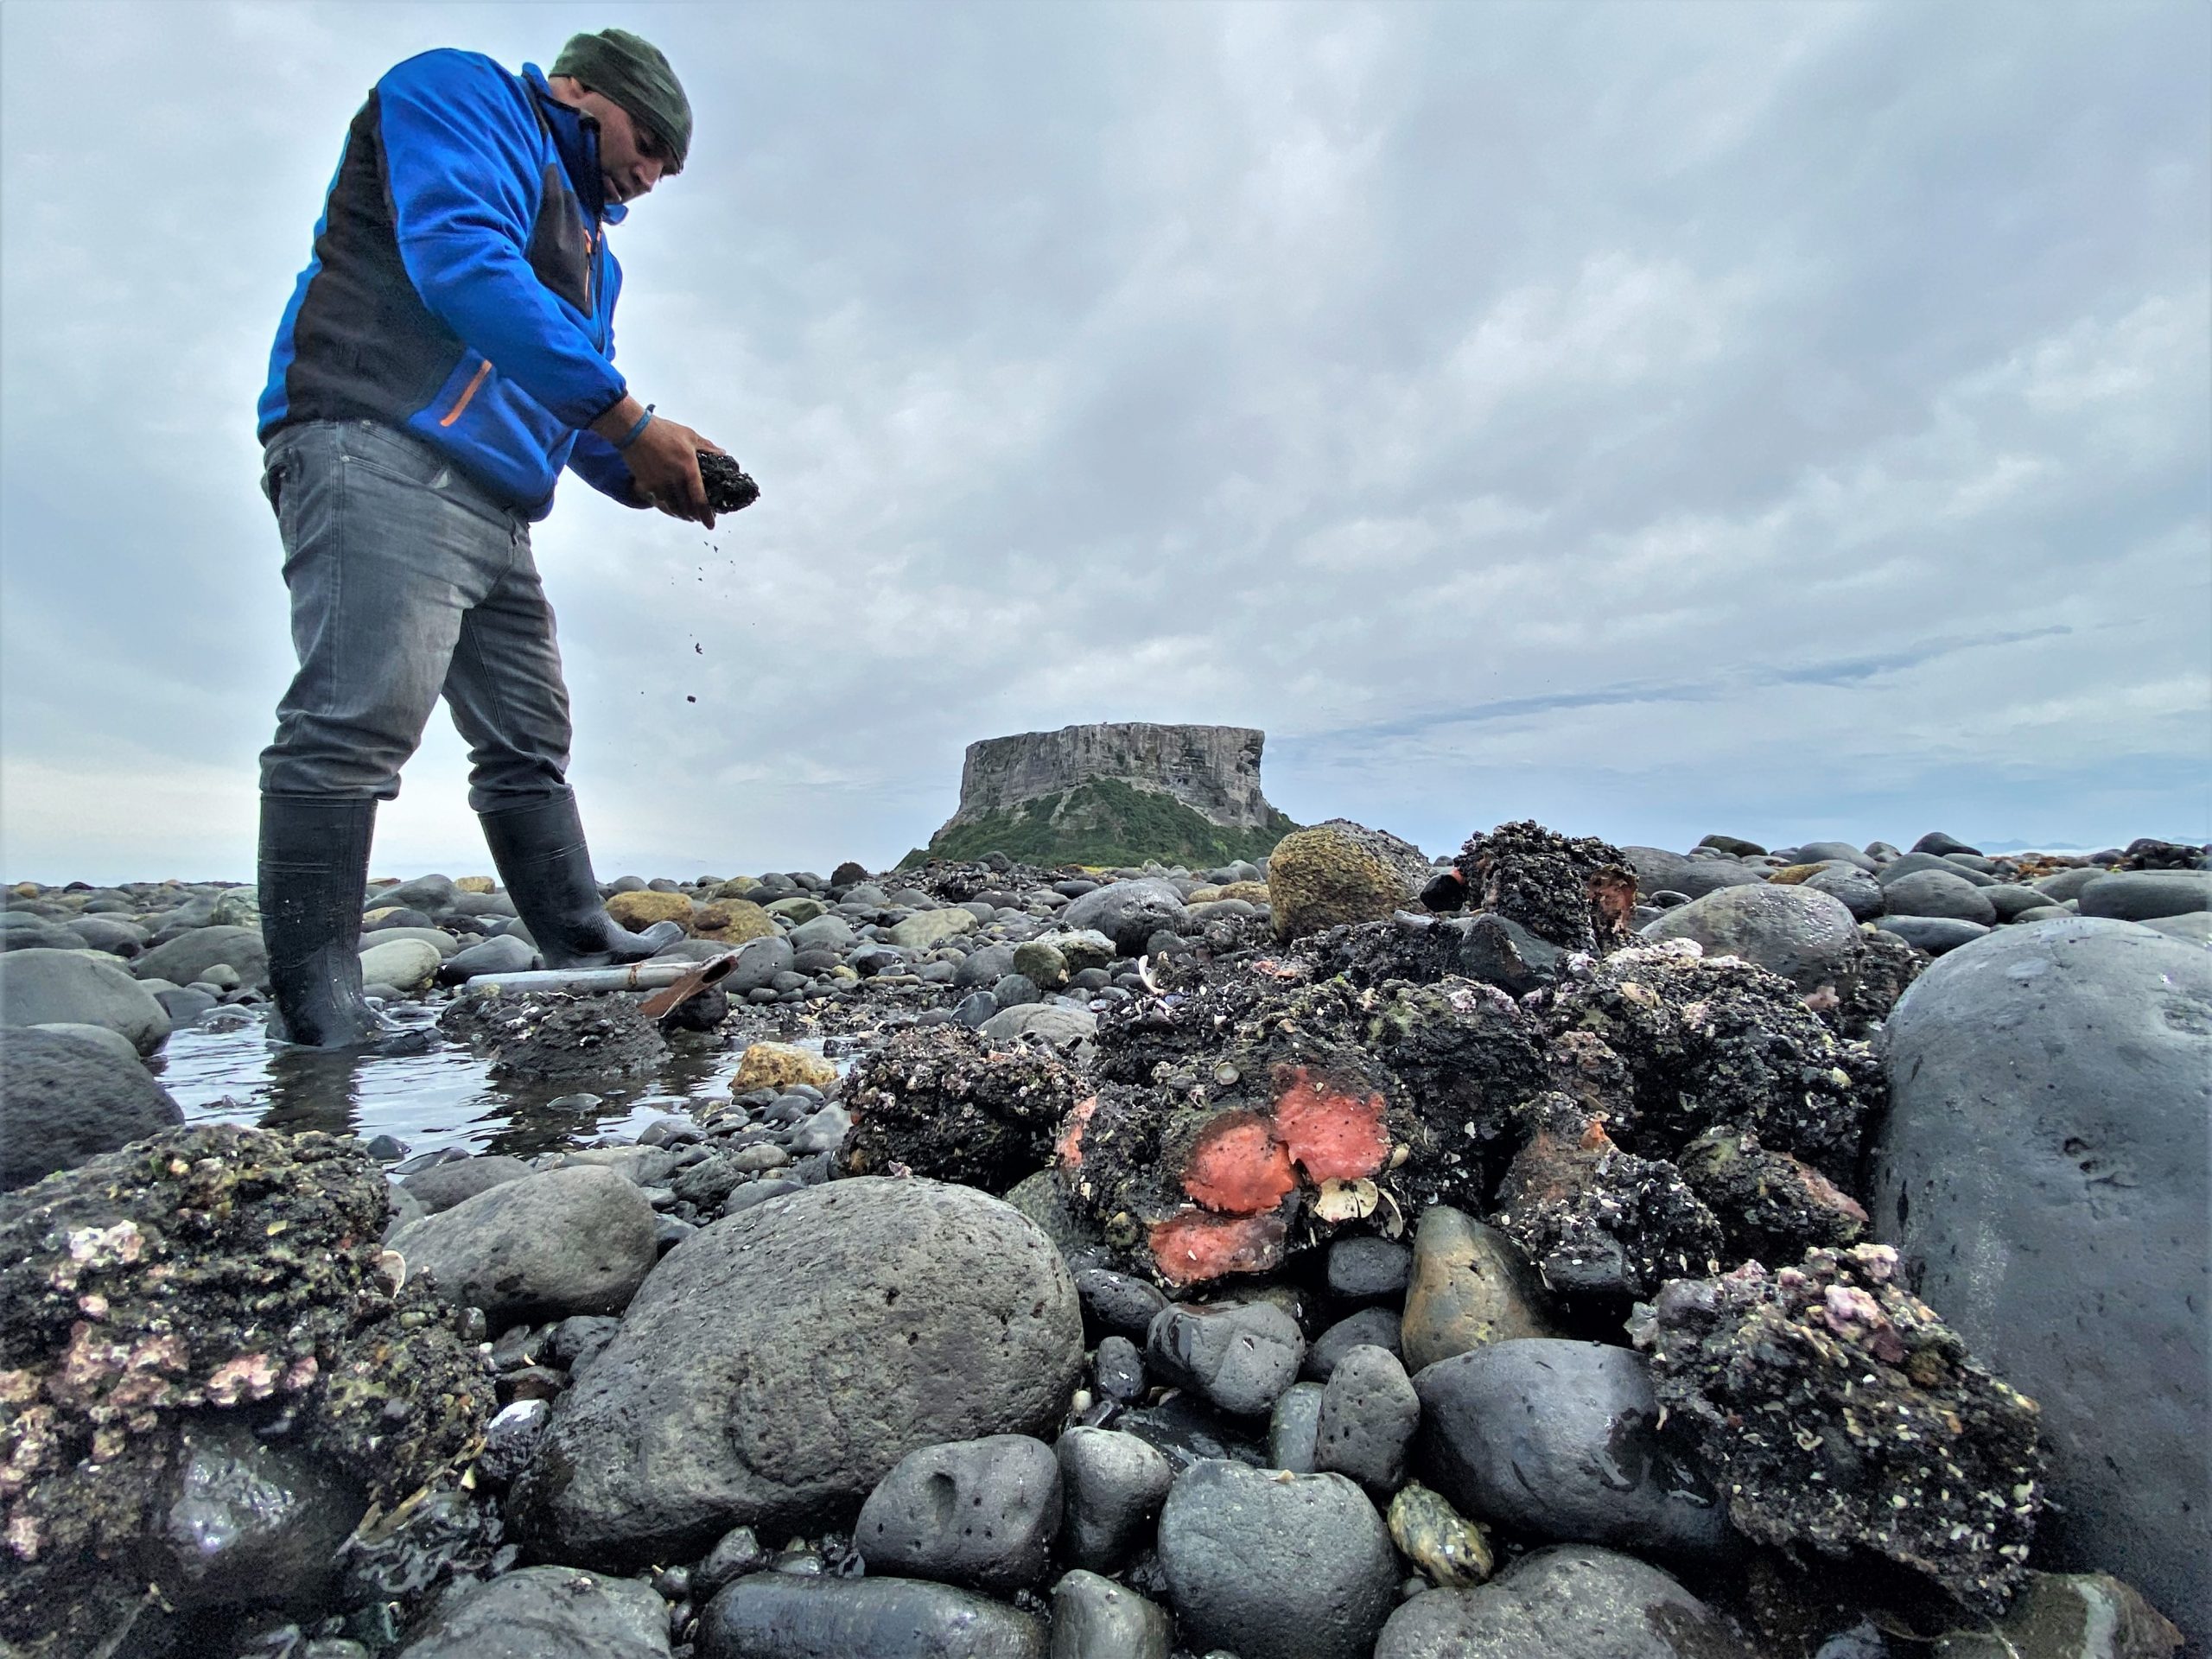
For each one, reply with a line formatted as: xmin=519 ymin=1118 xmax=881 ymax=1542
xmin=699 ymin=450 xmax=761 ymax=513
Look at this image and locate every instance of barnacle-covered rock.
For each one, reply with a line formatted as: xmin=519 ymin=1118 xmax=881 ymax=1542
xmin=836 ymin=1023 xmax=1084 ymax=1192
xmin=1676 ymin=1127 xmax=1868 ymax=1265
xmin=1490 ymin=1095 xmax=1723 ymax=1300
xmin=1827 ymin=927 xmax=1926 ymax=1039
xmin=1539 ymin=940 xmax=1883 ymax=1179
xmin=438 ymin=988 xmax=669 ymax=1082
xmin=0 ymin=1124 xmax=492 ymax=1656
xmin=1453 ymin=819 xmax=1640 ymax=954
xmin=1635 ymin=1243 xmax=2043 ymax=1614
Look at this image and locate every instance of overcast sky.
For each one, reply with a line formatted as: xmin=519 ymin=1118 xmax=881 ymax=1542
xmin=3 ymin=1 xmax=2206 ymax=885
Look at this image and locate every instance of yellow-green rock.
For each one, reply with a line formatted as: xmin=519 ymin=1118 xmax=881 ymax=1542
xmin=1767 ymin=864 xmax=1826 ymax=885
xmin=887 ymin=909 xmax=977 ymax=949
xmin=1401 ymin=1205 xmax=1559 ymax=1371
xmin=1388 ymin=1483 xmax=1493 ymax=1587
xmin=732 ymin=1042 xmax=837 ymax=1094
xmin=455 ymin=875 xmax=496 ymax=893
xmin=1267 ymin=819 xmax=1429 ymax=941
xmin=712 ymin=876 xmax=760 ymax=900
xmin=606 ymin=890 xmax=695 ymax=932
xmin=763 ymin=895 xmax=827 ymax=924
xmin=696 ymin=899 xmax=776 ymax=944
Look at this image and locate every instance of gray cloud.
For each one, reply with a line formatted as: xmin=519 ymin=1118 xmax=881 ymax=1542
xmin=3 ymin=0 xmax=2205 ymax=883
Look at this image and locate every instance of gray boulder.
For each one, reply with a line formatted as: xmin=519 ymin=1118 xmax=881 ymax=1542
xmin=437 ymin=933 xmax=536 ymax=983
xmin=0 ymin=1027 xmax=184 ymax=1191
xmin=1057 ymin=1427 xmax=1174 ymax=1573
xmin=1156 ymin=1460 xmax=1395 ymax=1659
xmin=0 ymin=948 xmax=173 ymax=1055
xmin=133 ymin=925 xmax=269 ymax=988
xmin=1639 ymin=882 xmax=1860 ymax=995
xmin=1314 ymin=1344 xmax=1419 ymax=1493
xmin=1060 ymin=880 xmax=1189 ymax=957
xmin=1412 ymin=1338 xmax=1732 ymax=1560
xmin=1870 ymin=916 xmax=2211 ymax=1643
xmin=65 ymin=915 xmax=148 ymax=957
xmin=1802 ymin=864 xmax=1884 ymax=920
xmin=724 ymin=933 xmax=798 ymax=994
xmin=370 ymin=874 xmax=461 ymax=919
xmin=1874 ymin=915 xmax=1990 ymax=955
xmin=1146 ymin=1300 xmax=1306 ymax=1417
xmin=1374 ymin=1544 xmax=1755 ymax=1658
xmin=394 ymin=1564 xmax=669 ymax=1659
xmin=389 ymin=1164 xmax=658 ymax=1325
xmin=512 ymin=1178 xmax=1083 ymax=1565
xmin=400 ymin=1154 xmax=532 ymax=1214
xmin=1881 ymin=869 xmax=1998 ymax=925
xmin=695 ymin=1575 xmax=1046 ymax=1659
xmin=1878 ymin=851 xmax=1996 ymax=888
xmin=855 ymin=1434 xmax=1062 ymax=1590
xmin=2078 ymin=868 xmax=2212 ymax=922
xmin=2031 ymin=867 xmax=2107 ymax=903
xmin=1049 ymin=1571 xmax=1173 ymax=1659
xmin=978 ymin=1004 xmax=1096 ymax=1046
xmin=1622 ymin=847 xmax=1764 ymax=901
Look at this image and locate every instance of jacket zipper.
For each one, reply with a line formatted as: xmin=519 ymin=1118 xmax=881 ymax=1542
xmin=438 ymin=358 xmax=494 ymax=428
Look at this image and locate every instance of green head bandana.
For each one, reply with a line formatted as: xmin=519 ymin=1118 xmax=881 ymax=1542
xmin=550 ymin=28 xmax=691 ymax=173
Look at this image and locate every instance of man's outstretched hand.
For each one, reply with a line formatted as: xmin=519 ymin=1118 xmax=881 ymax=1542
xmin=591 ymin=395 xmax=727 ymax=527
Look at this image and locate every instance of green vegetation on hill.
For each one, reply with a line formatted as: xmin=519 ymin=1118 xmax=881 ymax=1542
xmin=900 ymin=779 xmax=1300 ymax=871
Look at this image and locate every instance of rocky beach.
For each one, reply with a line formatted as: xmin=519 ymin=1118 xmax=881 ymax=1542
xmin=1 ymin=817 xmax=2207 ymax=1659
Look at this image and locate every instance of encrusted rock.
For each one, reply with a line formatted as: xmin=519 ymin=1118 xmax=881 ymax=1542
xmin=1635 ymin=1243 xmax=2043 ymax=1612
xmin=0 ymin=1125 xmax=489 ymax=1656
xmin=837 ymin=1023 xmax=1084 ymax=1192
xmin=1454 ymin=820 xmax=1639 ymax=954
xmin=438 ymin=988 xmax=669 ymax=1082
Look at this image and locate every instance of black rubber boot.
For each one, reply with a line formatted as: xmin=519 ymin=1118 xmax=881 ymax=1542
xmin=258 ymin=795 xmax=415 ymax=1050
xmin=479 ymin=793 xmax=668 ymax=969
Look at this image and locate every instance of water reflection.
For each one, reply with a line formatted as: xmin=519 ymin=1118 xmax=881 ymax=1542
xmin=149 ymin=1012 xmax=791 ymax=1159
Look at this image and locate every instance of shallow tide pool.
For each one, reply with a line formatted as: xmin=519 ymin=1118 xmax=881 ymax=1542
xmin=145 ymin=1007 xmax=828 ymax=1159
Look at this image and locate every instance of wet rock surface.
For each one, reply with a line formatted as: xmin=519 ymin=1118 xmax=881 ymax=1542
xmin=0 ymin=1024 xmax=185 ymax=1191
xmin=1374 ymin=1543 xmax=1757 ymax=1658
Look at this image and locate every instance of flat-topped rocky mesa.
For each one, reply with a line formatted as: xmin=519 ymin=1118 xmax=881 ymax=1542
xmin=906 ymin=722 xmax=1300 ymax=869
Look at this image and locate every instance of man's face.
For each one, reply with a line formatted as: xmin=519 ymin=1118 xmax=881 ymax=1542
xmin=564 ymin=86 xmax=673 ymax=206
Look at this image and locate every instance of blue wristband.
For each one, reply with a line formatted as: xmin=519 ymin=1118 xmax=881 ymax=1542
xmin=615 ymin=404 xmax=656 ymax=451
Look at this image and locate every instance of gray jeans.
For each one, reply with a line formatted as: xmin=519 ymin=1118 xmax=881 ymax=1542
xmin=258 ymin=419 xmax=573 ymax=812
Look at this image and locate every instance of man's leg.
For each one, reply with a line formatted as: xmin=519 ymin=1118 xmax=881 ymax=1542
xmin=257 ymin=421 xmax=506 ymax=1046
xmin=442 ymin=536 xmax=674 ymax=969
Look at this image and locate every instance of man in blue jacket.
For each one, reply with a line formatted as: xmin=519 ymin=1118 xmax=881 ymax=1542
xmin=256 ymin=29 xmax=723 ymax=1047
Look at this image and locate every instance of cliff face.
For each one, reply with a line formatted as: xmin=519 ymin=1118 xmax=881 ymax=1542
xmin=907 ymin=722 xmax=1298 ymax=870
xmin=944 ymin=723 xmax=1279 ymax=833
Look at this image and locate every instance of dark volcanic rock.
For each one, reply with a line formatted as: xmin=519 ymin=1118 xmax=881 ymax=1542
xmin=153 ymin=1417 xmax=365 ymax=1610
xmin=1455 ymin=820 xmax=1640 ymax=954
xmin=836 ymin=1023 xmax=1083 ymax=1193
xmin=1313 ymin=1343 xmax=1420 ymax=1493
xmin=1050 ymin=1569 xmax=1175 ymax=1659
xmin=696 ymin=1573 xmax=1046 ymax=1658
xmin=394 ymin=1563 xmax=671 ymax=1658
xmin=1156 ymin=1459 xmax=1397 ymax=1659
xmin=511 ymin=1178 xmax=1083 ymax=1566
xmin=1870 ymin=917 xmax=2209 ymax=1637
xmin=1635 ymin=1243 xmax=2042 ymax=1613
xmin=1374 ymin=1543 xmax=1757 ymax=1659
xmin=1676 ymin=1127 xmax=1868 ymax=1263
xmin=855 ymin=1433 xmax=1062 ymax=1590
xmin=1058 ymin=1425 xmax=1175 ymax=1572
xmin=0 ymin=1125 xmax=490 ymax=1657
xmin=0 ymin=1027 xmax=183 ymax=1191
xmin=1412 ymin=1338 xmax=1732 ymax=1562
xmin=1146 ymin=1300 xmax=1306 ymax=1416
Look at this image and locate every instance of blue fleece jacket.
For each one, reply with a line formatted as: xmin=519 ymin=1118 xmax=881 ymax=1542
xmin=258 ymin=51 xmax=645 ymax=518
